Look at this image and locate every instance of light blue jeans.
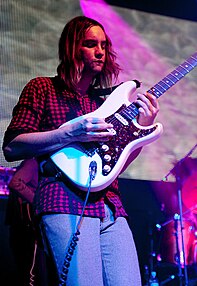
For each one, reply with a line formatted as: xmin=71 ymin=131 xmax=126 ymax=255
xmin=40 ymin=204 xmax=141 ymax=286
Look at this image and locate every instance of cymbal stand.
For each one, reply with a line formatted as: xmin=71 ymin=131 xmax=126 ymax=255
xmin=158 ymin=176 xmax=188 ymax=285
xmin=175 ymin=169 xmax=188 ymax=286
xmin=174 ymin=213 xmax=184 ymax=286
xmin=160 ymin=160 xmax=188 ymax=285
xmin=162 ymin=144 xmax=197 ymax=285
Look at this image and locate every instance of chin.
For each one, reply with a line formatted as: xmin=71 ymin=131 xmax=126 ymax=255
xmin=92 ymin=66 xmax=103 ymax=74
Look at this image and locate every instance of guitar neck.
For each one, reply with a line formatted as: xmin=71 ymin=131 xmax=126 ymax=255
xmin=123 ymin=52 xmax=197 ymax=120
xmin=148 ymin=52 xmax=197 ymax=99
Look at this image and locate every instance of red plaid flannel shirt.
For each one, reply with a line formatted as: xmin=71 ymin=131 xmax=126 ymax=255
xmin=3 ymin=76 xmax=128 ymax=219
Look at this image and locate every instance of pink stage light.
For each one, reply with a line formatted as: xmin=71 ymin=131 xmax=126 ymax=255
xmin=80 ymin=0 xmax=169 ymax=84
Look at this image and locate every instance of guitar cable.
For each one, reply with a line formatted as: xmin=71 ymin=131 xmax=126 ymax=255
xmin=29 ymin=240 xmax=38 ymax=286
xmin=59 ymin=161 xmax=97 ymax=286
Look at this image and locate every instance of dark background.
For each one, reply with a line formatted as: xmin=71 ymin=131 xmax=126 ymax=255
xmin=106 ymin=0 xmax=197 ymax=21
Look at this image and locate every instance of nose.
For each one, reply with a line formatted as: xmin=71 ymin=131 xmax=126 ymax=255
xmin=95 ymin=45 xmax=105 ymax=59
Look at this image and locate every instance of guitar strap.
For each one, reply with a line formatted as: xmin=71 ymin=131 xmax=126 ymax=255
xmin=39 ymin=158 xmax=79 ymax=194
xmin=40 ymin=157 xmax=60 ymax=178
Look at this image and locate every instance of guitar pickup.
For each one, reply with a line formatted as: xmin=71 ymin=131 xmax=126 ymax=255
xmin=107 ymin=128 xmax=116 ymax=135
xmin=114 ymin=113 xmax=129 ymax=126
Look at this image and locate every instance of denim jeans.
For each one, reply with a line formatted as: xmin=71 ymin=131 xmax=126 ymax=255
xmin=40 ymin=204 xmax=141 ymax=286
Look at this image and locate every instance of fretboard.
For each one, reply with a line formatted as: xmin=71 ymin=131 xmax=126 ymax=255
xmin=122 ymin=52 xmax=197 ymax=120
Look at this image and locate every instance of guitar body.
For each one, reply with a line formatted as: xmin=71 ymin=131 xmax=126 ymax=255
xmin=50 ymin=52 xmax=197 ymax=191
xmin=51 ymin=81 xmax=163 ymax=192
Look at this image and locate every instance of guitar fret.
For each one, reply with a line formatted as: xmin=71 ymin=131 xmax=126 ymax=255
xmin=164 ymin=74 xmax=177 ymax=85
xmin=154 ymin=82 xmax=166 ymax=93
xmin=189 ymin=53 xmax=197 ymax=61
xmin=180 ymin=64 xmax=190 ymax=73
xmin=187 ymin=56 xmax=197 ymax=67
xmin=121 ymin=110 xmax=135 ymax=120
xmin=175 ymin=68 xmax=185 ymax=77
xmin=162 ymin=77 xmax=174 ymax=87
xmin=176 ymin=66 xmax=188 ymax=76
xmin=156 ymin=82 xmax=167 ymax=92
xmin=124 ymin=104 xmax=139 ymax=119
xmin=171 ymin=71 xmax=182 ymax=80
xmin=184 ymin=60 xmax=195 ymax=69
xmin=181 ymin=62 xmax=193 ymax=72
xmin=158 ymin=80 xmax=169 ymax=91
xmin=150 ymin=85 xmax=162 ymax=97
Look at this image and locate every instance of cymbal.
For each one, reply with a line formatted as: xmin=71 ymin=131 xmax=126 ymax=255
xmin=182 ymin=170 xmax=197 ymax=214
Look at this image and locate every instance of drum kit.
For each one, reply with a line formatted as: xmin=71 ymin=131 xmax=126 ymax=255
xmin=160 ymin=214 xmax=197 ymax=265
xmin=150 ymin=144 xmax=197 ymax=286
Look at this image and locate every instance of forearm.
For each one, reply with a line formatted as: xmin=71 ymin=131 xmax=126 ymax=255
xmin=3 ymin=128 xmax=69 ymax=162
xmin=3 ymin=117 xmax=118 ymax=162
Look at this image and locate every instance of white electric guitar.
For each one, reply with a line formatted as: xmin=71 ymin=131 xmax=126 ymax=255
xmin=51 ymin=52 xmax=197 ymax=192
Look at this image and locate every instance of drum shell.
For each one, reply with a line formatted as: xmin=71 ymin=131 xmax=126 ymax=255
xmin=160 ymin=219 xmax=196 ymax=265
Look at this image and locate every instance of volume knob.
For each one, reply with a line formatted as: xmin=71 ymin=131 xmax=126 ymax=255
xmin=103 ymin=165 xmax=111 ymax=173
xmin=101 ymin=144 xmax=109 ymax=152
xmin=104 ymin=154 xmax=111 ymax=162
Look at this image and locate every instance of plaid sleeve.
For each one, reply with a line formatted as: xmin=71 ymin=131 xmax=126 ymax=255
xmin=3 ymin=77 xmax=47 ymax=147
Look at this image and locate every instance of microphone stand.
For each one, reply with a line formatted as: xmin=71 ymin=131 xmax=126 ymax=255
xmin=162 ymin=143 xmax=197 ymax=286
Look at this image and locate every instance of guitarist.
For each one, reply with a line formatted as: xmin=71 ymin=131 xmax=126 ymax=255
xmin=3 ymin=16 xmax=159 ymax=286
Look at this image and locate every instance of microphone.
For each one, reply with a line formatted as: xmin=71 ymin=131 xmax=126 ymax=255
xmin=89 ymin=161 xmax=97 ymax=181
